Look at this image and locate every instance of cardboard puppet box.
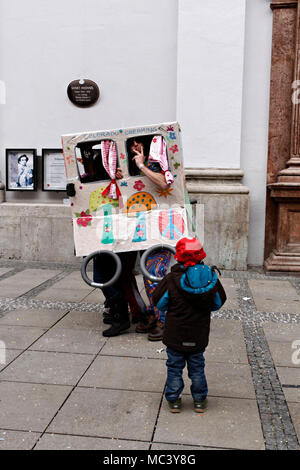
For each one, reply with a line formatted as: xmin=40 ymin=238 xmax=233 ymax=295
xmin=61 ymin=121 xmax=192 ymax=256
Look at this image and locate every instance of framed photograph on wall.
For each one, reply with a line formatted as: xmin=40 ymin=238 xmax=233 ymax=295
xmin=6 ymin=149 xmax=37 ymax=191
xmin=42 ymin=148 xmax=67 ymax=191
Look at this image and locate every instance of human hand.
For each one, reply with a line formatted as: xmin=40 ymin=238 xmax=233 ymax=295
xmin=132 ymin=148 xmax=145 ymax=168
xmin=116 ymin=167 xmax=123 ymax=179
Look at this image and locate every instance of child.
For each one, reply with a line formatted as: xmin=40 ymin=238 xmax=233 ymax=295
xmin=152 ymin=237 xmax=226 ymax=413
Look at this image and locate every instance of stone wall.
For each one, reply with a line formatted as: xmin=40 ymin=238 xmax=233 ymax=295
xmin=0 ymin=203 xmax=77 ymax=264
xmin=0 ymin=168 xmax=249 ymax=270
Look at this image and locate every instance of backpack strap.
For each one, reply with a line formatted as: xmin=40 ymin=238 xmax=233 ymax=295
xmin=211 ymin=265 xmax=221 ymax=276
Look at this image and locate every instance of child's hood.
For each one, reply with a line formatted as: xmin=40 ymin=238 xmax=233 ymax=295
xmin=171 ymin=262 xmax=218 ymax=295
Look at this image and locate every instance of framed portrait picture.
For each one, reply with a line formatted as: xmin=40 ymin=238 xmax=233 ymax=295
xmin=6 ymin=149 xmax=37 ymax=191
xmin=42 ymin=148 xmax=67 ymax=191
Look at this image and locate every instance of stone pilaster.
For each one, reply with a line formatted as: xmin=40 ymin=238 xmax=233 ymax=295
xmin=185 ymin=168 xmax=249 ymax=270
xmin=265 ymin=0 xmax=300 ymax=272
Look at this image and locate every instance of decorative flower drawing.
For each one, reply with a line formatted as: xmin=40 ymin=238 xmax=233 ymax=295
xmin=157 ymin=187 xmax=174 ymax=199
xmin=169 ymin=132 xmax=176 ymax=140
xmin=103 ymin=223 xmax=112 ymax=233
xmin=136 ymin=225 xmax=145 ymax=238
xmin=121 ymin=181 xmax=128 ymax=187
xmin=152 ymin=137 xmax=157 ymax=143
xmin=133 ymin=180 xmax=146 ymax=191
xmin=120 ymin=153 xmax=126 ymax=160
xmin=167 ymin=125 xmax=174 ymax=132
xmin=170 ymin=144 xmax=178 ymax=154
xmin=75 ymin=210 xmax=92 ymax=227
xmin=174 ymin=161 xmax=181 ymax=170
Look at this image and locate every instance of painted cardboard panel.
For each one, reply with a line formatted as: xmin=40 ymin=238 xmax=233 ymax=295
xmin=61 ymin=121 xmax=191 ymax=256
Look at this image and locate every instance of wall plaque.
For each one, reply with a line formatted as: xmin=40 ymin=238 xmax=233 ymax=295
xmin=67 ymin=79 xmax=100 ymax=107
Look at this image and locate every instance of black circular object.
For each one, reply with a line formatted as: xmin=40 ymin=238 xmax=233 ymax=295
xmin=81 ymin=250 xmax=122 ymax=288
xmin=67 ymin=79 xmax=100 ymax=107
xmin=140 ymin=244 xmax=176 ymax=283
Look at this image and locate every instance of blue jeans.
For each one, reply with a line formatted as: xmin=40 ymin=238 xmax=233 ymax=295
xmin=165 ymin=347 xmax=208 ymax=403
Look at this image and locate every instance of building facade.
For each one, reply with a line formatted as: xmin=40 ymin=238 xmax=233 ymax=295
xmin=0 ymin=0 xmax=298 ymax=271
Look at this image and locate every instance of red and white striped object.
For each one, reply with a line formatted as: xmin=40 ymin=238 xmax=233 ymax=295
xmin=101 ymin=140 xmax=121 ymax=199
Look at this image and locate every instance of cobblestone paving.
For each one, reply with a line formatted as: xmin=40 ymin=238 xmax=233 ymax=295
xmin=0 ymin=260 xmax=299 ymax=450
xmin=234 ymin=279 xmax=299 ymax=450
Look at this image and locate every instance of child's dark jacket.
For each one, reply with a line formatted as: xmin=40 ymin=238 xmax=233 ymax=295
xmin=152 ymin=263 xmax=226 ymax=353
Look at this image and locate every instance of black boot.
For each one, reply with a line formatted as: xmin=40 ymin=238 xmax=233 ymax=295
xmin=102 ymin=294 xmax=130 ymax=337
xmin=102 ymin=298 xmax=126 ymax=325
xmin=103 ymin=311 xmax=114 ymax=324
xmin=102 ymin=314 xmax=130 ymax=336
xmin=102 ymin=299 xmax=114 ymax=324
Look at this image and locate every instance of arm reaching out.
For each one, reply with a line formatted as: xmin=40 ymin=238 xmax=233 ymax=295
xmin=132 ymin=149 xmax=169 ymax=190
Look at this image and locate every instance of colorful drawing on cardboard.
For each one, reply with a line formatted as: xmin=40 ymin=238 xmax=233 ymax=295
xmin=159 ymin=209 xmax=185 ymax=240
xmin=89 ymin=186 xmax=119 ymax=244
xmin=123 ymin=192 xmax=156 ymax=243
xmin=61 ymin=122 xmax=189 ymax=256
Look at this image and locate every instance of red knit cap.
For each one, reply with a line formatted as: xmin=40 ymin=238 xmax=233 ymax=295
xmin=174 ymin=237 xmax=206 ymax=267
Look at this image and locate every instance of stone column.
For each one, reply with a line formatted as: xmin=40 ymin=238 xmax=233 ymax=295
xmin=185 ymin=169 xmax=249 ymax=270
xmin=265 ymin=0 xmax=300 ymax=272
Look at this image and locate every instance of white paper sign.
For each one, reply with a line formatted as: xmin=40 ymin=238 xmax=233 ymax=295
xmin=43 ymin=149 xmax=67 ymax=191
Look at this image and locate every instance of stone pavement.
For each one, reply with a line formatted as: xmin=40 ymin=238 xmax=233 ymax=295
xmin=0 ymin=260 xmax=299 ymax=451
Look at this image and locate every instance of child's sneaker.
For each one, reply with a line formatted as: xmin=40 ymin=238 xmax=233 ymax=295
xmin=167 ymin=397 xmax=182 ymax=413
xmin=194 ymin=398 xmax=207 ymax=413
